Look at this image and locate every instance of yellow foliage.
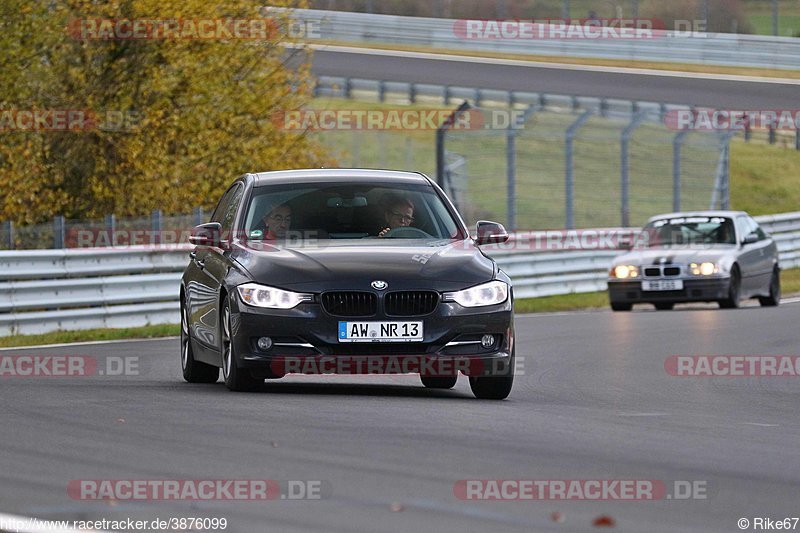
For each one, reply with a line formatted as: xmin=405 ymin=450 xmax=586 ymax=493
xmin=0 ymin=0 xmax=332 ymax=223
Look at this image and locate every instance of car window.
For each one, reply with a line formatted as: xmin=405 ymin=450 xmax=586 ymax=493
xmin=747 ymin=216 xmax=767 ymax=240
xmin=242 ymin=181 xmax=464 ymax=243
xmin=210 ymin=186 xmax=236 ymax=224
xmin=643 ymin=216 xmax=735 ymax=246
xmin=220 ymin=184 xmax=243 ymax=235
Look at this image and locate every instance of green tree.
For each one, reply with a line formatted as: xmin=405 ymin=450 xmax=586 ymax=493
xmin=0 ymin=0 xmax=330 ymax=224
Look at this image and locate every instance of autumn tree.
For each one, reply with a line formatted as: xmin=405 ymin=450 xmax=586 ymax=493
xmin=0 ymin=0 xmax=330 ymax=224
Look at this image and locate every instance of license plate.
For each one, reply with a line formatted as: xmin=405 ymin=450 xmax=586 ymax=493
xmin=642 ymin=280 xmax=683 ymax=291
xmin=338 ymin=321 xmax=423 ymax=342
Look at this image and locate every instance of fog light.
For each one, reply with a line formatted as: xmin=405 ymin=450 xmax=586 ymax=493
xmin=257 ymin=337 xmax=273 ymax=351
xmin=481 ymin=334 xmax=495 ymax=349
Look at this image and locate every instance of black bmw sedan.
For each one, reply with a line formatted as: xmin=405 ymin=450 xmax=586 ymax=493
xmin=180 ymin=169 xmax=515 ymax=399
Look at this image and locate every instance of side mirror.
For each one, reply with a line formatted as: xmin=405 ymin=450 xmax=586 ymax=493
xmin=742 ymin=232 xmax=759 ymax=246
xmin=189 ymin=222 xmax=222 ymax=247
xmin=475 ymin=221 xmax=509 ymax=245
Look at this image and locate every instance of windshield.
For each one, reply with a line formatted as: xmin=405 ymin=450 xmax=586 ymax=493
xmin=241 ymin=180 xmax=464 ymax=245
xmin=642 ymin=216 xmax=736 ymax=247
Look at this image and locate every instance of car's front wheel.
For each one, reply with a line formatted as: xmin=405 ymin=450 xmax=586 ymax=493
xmin=420 ymin=375 xmax=458 ymax=389
xmin=221 ymin=299 xmax=263 ymax=392
xmin=469 ymin=351 xmax=514 ymax=400
xmin=181 ymin=299 xmax=219 ymax=384
xmin=611 ymin=302 xmax=633 ymax=312
xmin=759 ymin=267 xmax=781 ymax=307
xmin=719 ymin=267 xmax=741 ymax=309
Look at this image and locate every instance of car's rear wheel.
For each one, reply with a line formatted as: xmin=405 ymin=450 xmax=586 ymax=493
xmin=181 ymin=299 xmax=219 ymax=383
xmin=469 ymin=351 xmax=514 ymax=400
xmin=654 ymin=302 xmax=674 ymax=311
xmin=610 ymin=302 xmax=633 ymax=312
xmin=420 ymin=375 xmax=458 ymax=389
xmin=719 ymin=266 xmax=741 ymax=309
xmin=221 ymin=299 xmax=262 ymax=392
xmin=759 ymin=267 xmax=781 ymax=307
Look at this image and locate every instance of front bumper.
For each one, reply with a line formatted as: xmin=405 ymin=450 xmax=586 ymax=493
xmin=608 ymin=277 xmax=731 ymax=304
xmin=229 ymin=294 xmax=514 ymax=378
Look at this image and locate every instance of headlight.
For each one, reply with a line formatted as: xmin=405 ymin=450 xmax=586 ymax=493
xmin=690 ymin=262 xmax=718 ymax=276
xmin=612 ymin=265 xmax=639 ymax=279
xmin=237 ymin=283 xmax=312 ymax=309
xmin=444 ymin=280 xmax=508 ymax=308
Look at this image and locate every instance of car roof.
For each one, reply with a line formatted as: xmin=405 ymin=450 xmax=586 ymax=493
xmin=646 ymin=210 xmax=748 ymax=222
xmin=250 ymin=168 xmax=432 ymax=186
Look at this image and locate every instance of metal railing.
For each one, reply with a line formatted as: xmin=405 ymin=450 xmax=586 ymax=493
xmin=1 ymin=212 xmax=798 ymax=336
xmin=289 ymin=8 xmax=800 ymax=70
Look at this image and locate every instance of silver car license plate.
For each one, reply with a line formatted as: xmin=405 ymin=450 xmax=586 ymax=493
xmin=642 ymin=280 xmax=683 ymax=291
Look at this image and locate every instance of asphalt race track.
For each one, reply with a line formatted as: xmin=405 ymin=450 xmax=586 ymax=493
xmin=309 ymin=46 xmax=800 ymax=109
xmin=2 ymin=302 xmax=799 ymax=532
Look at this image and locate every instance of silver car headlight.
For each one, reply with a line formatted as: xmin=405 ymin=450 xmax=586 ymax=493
xmin=237 ymin=283 xmax=313 ymax=309
xmin=611 ymin=265 xmax=639 ymax=279
xmin=689 ymin=262 xmax=718 ymax=276
xmin=443 ymin=281 xmax=509 ymax=308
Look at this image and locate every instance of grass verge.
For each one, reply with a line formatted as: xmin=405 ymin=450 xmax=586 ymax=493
xmin=0 ymin=324 xmax=180 ymax=349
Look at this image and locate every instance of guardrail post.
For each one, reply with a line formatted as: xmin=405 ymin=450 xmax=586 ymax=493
xmin=565 ymin=109 xmax=595 ymax=230
xmin=377 ymin=80 xmax=386 ymax=103
xmin=343 ymin=77 xmax=352 ymax=99
xmin=151 ymin=209 xmax=162 ymax=245
xmin=672 ymin=129 xmax=690 ymax=211
xmin=621 ymin=111 xmax=648 ymax=227
xmin=474 ymin=89 xmax=482 ymax=107
xmin=193 ymin=207 xmax=204 ymax=226
xmin=409 ymin=83 xmax=416 ymax=104
xmin=599 ymin=99 xmax=608 ymax=118
xmin=2 ymin=220 xmax=13 ymax=250
xmin=443 ymin=86 xmax=451 ymax=106
xmin=104 ymin=214 xmax=116 ymax=247
xmin=53 ymin=215 xmax=65 ymax=249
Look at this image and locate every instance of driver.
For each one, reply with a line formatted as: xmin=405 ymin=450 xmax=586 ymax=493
xmin=378 ymin=197 xmax=415 ymax=238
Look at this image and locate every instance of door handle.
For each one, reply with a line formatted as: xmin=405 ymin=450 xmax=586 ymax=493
xmin=189 ymin=251 xmax=196 ymax=260
xmin=189 ymin=251 xmax=205 ymax=269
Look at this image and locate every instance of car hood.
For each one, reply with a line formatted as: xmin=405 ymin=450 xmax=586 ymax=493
xmin=613 ymin=245 xmax=737 ymax=266
xmin=230 ymin=240 xmax=496 ymax=291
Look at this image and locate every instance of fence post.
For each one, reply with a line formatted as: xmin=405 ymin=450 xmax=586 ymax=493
xmin=436 ymin=101 xmax=472 ymax=197
xmin=768 ymin=125 xmax=776 ymax=144
xmin=505 ymin=104 xmax=538 ymax=231
xmin=193 ymin=207 xmax=204 ymax=226
xmin=565 ymin=109 xmax=595 ymax=230
xmin=53 ymin=215 xmax=65 ymax=249
xmin=151 ymin=209 xmax=162 ymax=245
xmin=561 ymin=0 xmax=570 ymax=19
xmin=620 ymin=111 xmax=648 ymax=227
xmin=772 ymin=0 xmax=779 ymax=36
xmin=2 ymin=220 xmax=13 ymax=250
xmin=104 ymin=214 xmax=115 ymax=247
xmin=796 ymin=129 xmax=800 ymax=151
xmin=672 ymin=129 xmax=690 ymax=211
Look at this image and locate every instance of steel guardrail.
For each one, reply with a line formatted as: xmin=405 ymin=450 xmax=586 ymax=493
xmin=0 ymin=214 xmax=798 ymax=335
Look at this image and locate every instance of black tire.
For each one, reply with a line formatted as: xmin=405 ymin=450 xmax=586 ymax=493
xmin=611 ymin=302 xmax=633 ymax=312
xmin=420 ymin=375 xmax=458 ymax=389
xmin=719 ymin=266 xmax=741 ymax=309
xmin=469 ymin=350 xmax=514 ymax=400
xmin=758 ymin=267 xmax=781 ymax=307
xmin=221 ymin=299 xmax=262 ymax=392
xmin=181 ymin=299 xmax=219 ymax=383
xmin=654 ymin=302 xmax=674 ymax=311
